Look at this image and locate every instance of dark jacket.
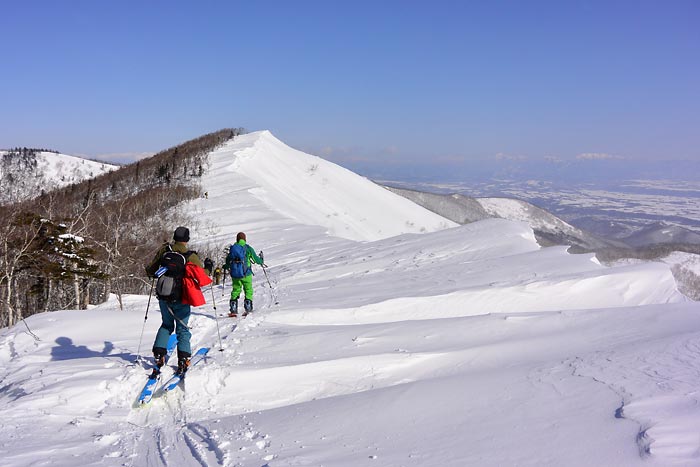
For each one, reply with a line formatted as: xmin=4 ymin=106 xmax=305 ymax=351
xmin=145 ymin=241 xmax=203 ymax=277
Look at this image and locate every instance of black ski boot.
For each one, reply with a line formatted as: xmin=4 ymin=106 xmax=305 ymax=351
xmin=243 ymin=299 xmax=253 ymax=317
xmin=176 ymin=353 xmax=191 ymax=377
xmin=228 ymin=299 xmax=238 ymax=317
xmin=150 ymin=347 xmax=167 ymax=379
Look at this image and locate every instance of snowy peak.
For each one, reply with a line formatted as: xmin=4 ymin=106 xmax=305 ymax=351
xmin=0 ymin=149 xmax=118 ymax=204
xmin=35 ymin=151 xmax=118 ymax=187
xmin=203 ymin=131 xmax=457 ymax=242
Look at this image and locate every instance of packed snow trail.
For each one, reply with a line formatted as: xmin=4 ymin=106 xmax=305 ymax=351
xmin=137 ymin=334 xmax=177 ymax=405
xmin=122 ymin=279 xmax=277 ymax=467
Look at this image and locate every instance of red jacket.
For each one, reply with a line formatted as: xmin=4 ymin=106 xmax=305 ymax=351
xmin=182 ymin=262 xmax=212 ymax=307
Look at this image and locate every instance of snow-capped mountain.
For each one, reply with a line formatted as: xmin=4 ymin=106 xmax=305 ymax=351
xmin=386 ymin=185 xmax=621 ymax=251
xmin=201 ymin=131 xmax=457 ymax=242
xmin=0 ymin=149 xmax=118 ymax=204
xmin=0 ymin=130 xmax=698 ymax=467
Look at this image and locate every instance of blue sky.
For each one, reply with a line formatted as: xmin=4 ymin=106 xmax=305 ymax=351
xmin=1 ymin=0 xmax=698 ymax=179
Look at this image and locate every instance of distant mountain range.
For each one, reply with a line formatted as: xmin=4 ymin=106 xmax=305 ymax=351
xmin=622 ymin=222 xmax=700 ymax=248
xmin=384 ymin=186 xmax=623 ymax=251
xmin=384 ymin=185 xmax=700 ymax=251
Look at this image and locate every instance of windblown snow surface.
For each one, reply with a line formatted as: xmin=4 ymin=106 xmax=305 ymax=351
xmin=1 ymin=131 xmax=699 ymax=467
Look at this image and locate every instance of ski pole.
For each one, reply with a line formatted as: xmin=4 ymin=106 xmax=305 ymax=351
xmin=135 ymin=277 xmax=155 ymax=365
xmin=261 ymin=264 xmax=278 ymax=305
xmin=210 ymin=285 xmax=224 ymax=352
xmin=221 ymin=271 xmax=226 ymax=297
xmin=261 ymin=264 xmax=273 ymax=289
xmin=164 ymin=304 xmax=190 ymax=330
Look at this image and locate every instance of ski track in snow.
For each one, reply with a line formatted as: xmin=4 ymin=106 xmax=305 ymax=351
xmin=2 ymin=131 xmax=700 ymax=466
xmin=114 ymin=281 xmax=282 ymax=467
xmin=570 ymin=334 xmax=700 ymax=463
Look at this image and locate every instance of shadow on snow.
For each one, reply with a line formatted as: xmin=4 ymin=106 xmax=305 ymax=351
xmin=51 ymin=336 xmax=135 ymax=363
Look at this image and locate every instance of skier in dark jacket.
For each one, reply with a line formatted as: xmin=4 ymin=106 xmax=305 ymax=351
xmin=225 ymin=232 xmax=264 ymax=317
xmin=145 ymin=226 xmax=204 ymax=376
xmin=204 ymin=257 xmax=214 ymax=276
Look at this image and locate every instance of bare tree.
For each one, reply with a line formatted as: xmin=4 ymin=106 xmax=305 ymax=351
xmin=0 ymin=209 xmax=43 ymax=327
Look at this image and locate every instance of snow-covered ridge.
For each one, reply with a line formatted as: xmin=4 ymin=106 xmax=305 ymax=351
xmin=35 ymin=152 xmax=117 ymax=186
xmin=205 ymin=131 xmax=457 ymax=242
xmin=0 ymin=150 xmax=118 ymax=203
xmin=386 ymin=185 xmax=619 ymax=250
xmin=475 ymin=197 xmax=608 ymax=245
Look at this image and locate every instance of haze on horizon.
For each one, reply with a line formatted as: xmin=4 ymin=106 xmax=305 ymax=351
xmin=1 ymin=0 xmax=698 ymax=181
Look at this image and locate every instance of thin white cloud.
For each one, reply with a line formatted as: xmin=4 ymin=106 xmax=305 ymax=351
xmin=382 ymin=145 xmax=399 ymax=155
xmin=544 ymin=155 xmax=564 ymax=163
xmin=576 ymin=152 xmax=624 ymax=161
xmin=305 ymin=145 xmax=354 ymax=158
xmin=77 ymin=151 xmax=154 ymax=164
xmin=435 ymin=154 xmax=469 ymax=164
xmin=319 ymin=146 xmax=335 ymax=157
xmin=493 ymin=152 xmax=527 ymax=161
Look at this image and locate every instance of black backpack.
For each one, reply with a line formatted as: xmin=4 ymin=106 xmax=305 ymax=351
xmin=155 ymin=245 xmax=192 ymax=302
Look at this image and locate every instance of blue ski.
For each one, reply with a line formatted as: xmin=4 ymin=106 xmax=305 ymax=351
xmin=161 ymin=347 xmax=210 ymax=393
xmin=137 ymin=334 xmax=177 ymax=405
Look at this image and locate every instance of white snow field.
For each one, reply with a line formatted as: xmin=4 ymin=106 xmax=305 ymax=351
xmin=0 ymin=150 xmax=118 ymax=202
xmin=1 ymin=131 xmax=699 ymax=467
xmin=33 ymin=151 xmax=118 ymax=187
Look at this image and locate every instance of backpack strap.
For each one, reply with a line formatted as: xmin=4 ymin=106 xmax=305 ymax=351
xmin=244 ymin=245 xmax=254 ymax=276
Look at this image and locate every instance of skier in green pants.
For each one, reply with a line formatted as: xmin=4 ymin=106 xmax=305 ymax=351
xmin=226 ymin=232 xmax=264 ymax=317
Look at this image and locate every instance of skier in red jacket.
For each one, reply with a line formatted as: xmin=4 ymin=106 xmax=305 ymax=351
xmin=144 ymin=226 xmax=208 ymax=376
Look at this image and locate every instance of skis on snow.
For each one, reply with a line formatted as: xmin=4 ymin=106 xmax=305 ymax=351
xmin=137 ymin=334 xmax=177 ymax=405
xmin=221 ymin=312 xmax=250 ymax=318
xmin=160 ymin=347 xmax=210 ymax=393
xmin=137 ymin=344 xmax=210 ymax=405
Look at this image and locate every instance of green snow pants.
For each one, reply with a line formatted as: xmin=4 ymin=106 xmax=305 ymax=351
xmin=230 ymin=274 xmax=254 ymax=301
